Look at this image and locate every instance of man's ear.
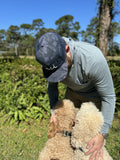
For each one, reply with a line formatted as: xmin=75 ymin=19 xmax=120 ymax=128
xmin=66 ymin=45 xmax=71 ymax=67
xmin=66 ymin=45 xmax=70 ymax=53
xmin=66 ymin=45 xmax=71 ymax=59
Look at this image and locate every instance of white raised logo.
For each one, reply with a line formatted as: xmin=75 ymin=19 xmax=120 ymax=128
xmin=45 ymin=64 xmax=58 ymax=70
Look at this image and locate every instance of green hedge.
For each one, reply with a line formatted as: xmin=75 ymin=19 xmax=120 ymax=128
xmin=0 ymin=58 xmax=119 ymax=123
xmin=0 ymin=58 xmax=50 ymax=123
xmin=108 ymin=60 xmax=120 ymax=110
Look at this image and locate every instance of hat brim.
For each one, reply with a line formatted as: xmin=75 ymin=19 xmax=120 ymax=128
xmin=43 ymin=60 xmax=68 ymax=82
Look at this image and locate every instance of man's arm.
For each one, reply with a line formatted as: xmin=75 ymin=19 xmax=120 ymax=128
xmin=47 ymin=82 xmax=59 ymax=113
xmin=86 ymin=58 xmax=115 ymax=160
xmin=90 ymin=58 xmax=116 ymax=134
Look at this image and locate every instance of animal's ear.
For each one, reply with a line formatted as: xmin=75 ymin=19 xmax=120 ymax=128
xmin=48 ymin=120 xmax=59 ymax=138
xmin=69 ymin=120 xmax=74 ymax=130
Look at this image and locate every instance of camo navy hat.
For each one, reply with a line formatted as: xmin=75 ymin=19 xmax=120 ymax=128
xmin=35 ymin=32 xmax=68 ymax=82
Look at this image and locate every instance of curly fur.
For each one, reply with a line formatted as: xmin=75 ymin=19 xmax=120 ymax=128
xmin=71 ymin=102 xmax=113 ymax=160
xmin=38 ymin=99 xmax=76 ymax=160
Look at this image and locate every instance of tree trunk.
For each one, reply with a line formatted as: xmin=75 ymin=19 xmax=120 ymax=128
xmin=26 ymin=48 xmax=29 ymax=56
xmin=32 ymin=47 xmax=34 ymax=56
xmin=97 ymin=0 xmax=113 ymax=57
xmin=15 ymin=43 xmax=19 ymax=56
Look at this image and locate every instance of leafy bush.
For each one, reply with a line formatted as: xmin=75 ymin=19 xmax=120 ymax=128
xmin=0 ymin=58 xmax=51 ymax=123
xmin=0 ymin=58 xmax=119 ymax=123
xmin=108 ymin=60 xmax=120 ymax=110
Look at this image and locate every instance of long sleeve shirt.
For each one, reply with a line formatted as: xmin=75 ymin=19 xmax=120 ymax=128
xmin=47 ymin=37 xmax=116 ymax=134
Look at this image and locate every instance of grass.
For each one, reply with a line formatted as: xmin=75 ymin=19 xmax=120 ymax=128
xmin=0 ymin=114 xmax=120 ymax=160
xmin=0 ymin=118 xmax=49 ymax=160
xmin=106 ymin=114 xmax=120 ymax=159
xmin=107 ymin=56 xmax=120 ymax=61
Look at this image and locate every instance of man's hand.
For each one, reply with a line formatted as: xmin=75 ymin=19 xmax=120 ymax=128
xmin=85 ymin=133 xmax=104 ymax=160
xmin=50 ymin=113 xmax=56 ymax=123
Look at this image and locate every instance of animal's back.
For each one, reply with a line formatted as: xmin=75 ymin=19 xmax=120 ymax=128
xmin=38 ymin=134 xmax=73 ymax=160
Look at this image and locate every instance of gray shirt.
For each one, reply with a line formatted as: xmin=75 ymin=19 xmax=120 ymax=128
xmin=47 ymin=37 xmax=116 ymax=134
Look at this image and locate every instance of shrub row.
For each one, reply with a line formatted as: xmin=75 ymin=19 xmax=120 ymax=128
xmin=0 ymin=58 xmax=119 ymax=123
xmin=108 ymin=60 xmax=120 ymax=110
xmin=0 ymin=59 xmax=44 ymax=123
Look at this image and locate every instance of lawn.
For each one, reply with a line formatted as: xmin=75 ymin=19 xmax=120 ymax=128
xmin=106 ymin=114 xmax=120 ymax=159
xmin=0 ymin=114 xmax=120 ymax=160
xmin=0 ymin=118 xmax=49 ymax=160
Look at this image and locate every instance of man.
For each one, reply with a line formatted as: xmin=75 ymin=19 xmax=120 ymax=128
xmin=35 ymin=32 xmax=115 ymax=160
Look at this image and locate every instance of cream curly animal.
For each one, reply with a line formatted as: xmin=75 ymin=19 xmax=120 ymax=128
xmin=38 ymin=99 xmax=76 ymax=160
xmin=71 ymin=102 xmax=113 ymax=160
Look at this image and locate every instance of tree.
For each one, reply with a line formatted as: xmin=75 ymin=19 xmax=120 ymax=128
xmin=108 ymin=21 xmax=120 ymax=55
xmin=7 ymin=25 xmax=20 ymax=42
xmin=0 ymin=29 xmax=6 ymax=41
xmin=81 ymin=16 xmax=120 ymax=56
xmin=32 ymin=19 xmax=44 ymax=31
xmin=6 ymin=25 xmax=20 ymax=56
xmin=96 ymin=0 xmax=115 ymax=57
xmin=80 ymin=17 xmax=98 ymax=44
xmin=19 ymin=34 xmax=35 ymax=56
xmin=55 ymin=15 xmax=80 ymax=40
xmin=20 ymin=23 xmax=32 ymax=36
xmin=108 ymin=42 xmax=120 ymax=56
xmin=0 ymin=29 xmax=6 ymax=50
xmin=20 ymin=24 xmax=33 ymax=55
xmin=35 ymin=28 xmax=56 ymax=40
xmin=109 ymin=21 xmax=120 ymax=47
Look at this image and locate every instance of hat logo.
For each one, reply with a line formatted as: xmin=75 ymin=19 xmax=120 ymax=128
xmin=44 ymin=64 xmax=58 ymax=71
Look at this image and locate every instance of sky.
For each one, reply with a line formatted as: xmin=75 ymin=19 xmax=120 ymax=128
xmin=0 ymin=0 xmax=120 ymax=43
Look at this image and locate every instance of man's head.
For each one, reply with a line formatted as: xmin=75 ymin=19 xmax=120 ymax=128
xmin=35 ymin=32 xmax=71 ymax=82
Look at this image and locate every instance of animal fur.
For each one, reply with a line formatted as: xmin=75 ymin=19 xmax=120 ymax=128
xmin=71 ymin=102 xmax=113 ymax=160
xmin=38 ymin=99 xmax=76 ymax=160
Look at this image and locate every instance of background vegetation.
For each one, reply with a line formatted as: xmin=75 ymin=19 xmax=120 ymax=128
xmin=0 ymin=58 xmax=66 ymax=124
xmin=0 ymin=0 xmax=120 ymax=159
xmin=0 ymin=0 xmax=120 ymax=57
xmin=0 ymin=58 xmax=120 ymax=159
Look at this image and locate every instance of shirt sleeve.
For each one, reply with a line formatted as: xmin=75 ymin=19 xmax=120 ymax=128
xmin=89 ymin=58 xmax=116 ymax=134
xmin=47 ymin=82 xmax=59 ymax=112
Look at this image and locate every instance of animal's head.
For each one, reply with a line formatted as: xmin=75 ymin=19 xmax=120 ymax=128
xmin=71 ymin=102 xmax=104 ymax=148
xmin=48 ymin=99 xmax=76 ymax=138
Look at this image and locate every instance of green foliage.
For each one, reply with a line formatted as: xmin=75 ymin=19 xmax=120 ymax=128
xmin=0 ymin=58 xmax=120 ymax=159
xmin=0 ymin=29 xmax=6 ymax=41
xmin=35 ymin=28 xmax=56 ymax=40
xmin=55 ymin=15 xmax=80 ymax=40
xmin=0 ymin=58 xmax=120 ymax=124
xmin=1 ymin=13 xmax=120 ymax=56
xmin=81 ymin=17 xmax=98 ymax=44
xmin=20 ymin=23 xmax=32 ymax=35
xmin=6 ymin=25 xmax=20 ymax=43
xmin=108 ymin=42 xmax=120 ymax=56
xmin=32 ymin=18 xmax=44 ymax=31
xmin=0 ymin=58 xmax=51 ymax=123
xmin=108 ymin=60 xmax=120 ymax=110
